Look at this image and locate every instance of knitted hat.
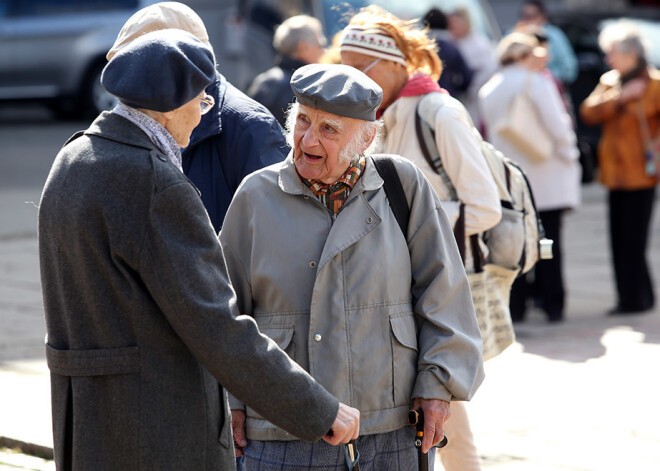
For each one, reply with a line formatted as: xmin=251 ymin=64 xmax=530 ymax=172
xmin=101 ymin=29 xmax=215 ymax=112
xmin=107 ymin=1 xmax=209 ymax=61
xmin=290 ymin=63 xmax=383 ymax=121
xmin=339 ymin=26 xmax=407 ymax=67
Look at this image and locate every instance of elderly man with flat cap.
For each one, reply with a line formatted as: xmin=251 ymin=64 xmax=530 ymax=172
xmin=221 ymin=63 xmax=484 ymax=470
xmin=39 ymin=31 xmax=360 ymax=471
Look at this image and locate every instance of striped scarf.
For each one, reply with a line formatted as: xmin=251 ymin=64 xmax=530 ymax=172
xmin=302 ymin=156 xmax=366 ymax=214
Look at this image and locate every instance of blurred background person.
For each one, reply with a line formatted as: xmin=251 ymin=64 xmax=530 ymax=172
xmin=480 ymin=32 xmax=581 ymax=323
xmin=108 ymin=2 xmax=289 ymax=234
xmin=424 ymin=8 xmax=474 ymax=98
xmin=247 ymin=14 xmax=327 ymax=127
xmin=580 ymin=20 xmax=659 ymax=315
xmin=341 ymin=6 xmax=501 ymax=470
xmin=518 ymin=0 xmax=578 ymax=87
xmin=447 ymin=7 xmax=498 ymax=127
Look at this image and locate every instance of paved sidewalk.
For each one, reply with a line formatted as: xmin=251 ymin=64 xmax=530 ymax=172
xmin=1 ymin=170 xmax=658 ymax=470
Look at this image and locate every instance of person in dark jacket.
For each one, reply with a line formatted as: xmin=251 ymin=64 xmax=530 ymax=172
xmin=424 ymin=8 xmax=473 ymax=97
xmin=39 ymin=28 xmax=359 ymax=471
xmin=247 ymin=15 xmax=327 ymax=127
xmin=107 ymin=2 xmax=290 ymax=232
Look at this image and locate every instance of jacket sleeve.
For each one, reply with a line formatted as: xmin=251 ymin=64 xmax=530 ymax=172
xmin=402 ymin=164 xmax=485 ymax=401
xmin=433 ymin=103 xmax=501 ymax=235
xmin=228 ymin=117 xmax=288 ymax=192
xmin=580 ymin=76 xmax=622 ymax=125
xmin=139 ymin=176 xmax=338 ymax=442
xmin=547 ymin=25 xmax=578 ymax=84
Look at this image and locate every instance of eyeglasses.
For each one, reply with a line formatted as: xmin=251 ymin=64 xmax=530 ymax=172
xmin=359 ymin=58 xmax=381 ymax=73
xmin=198 ymin=94 xmax=215 ymax=115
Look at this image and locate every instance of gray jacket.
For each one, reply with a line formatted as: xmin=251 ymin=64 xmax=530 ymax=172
xmin=38 ymin=112 xmax=338 ymax=470
xmin=220 ymin=154 xmax=484 ymax=441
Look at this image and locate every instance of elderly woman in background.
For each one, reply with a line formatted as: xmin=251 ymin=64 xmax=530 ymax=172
xmin=340 ymin=7 xmax=500 ymax=470
xmin=580 ymin=21 xmax=660 ymax=315
xmin=223 ymin=63 xmax=484 ymax=470
xmin=479 ymin=33 xmax=580 ymax=324
xmin=39 ymin=30 xmax=360 ymax=470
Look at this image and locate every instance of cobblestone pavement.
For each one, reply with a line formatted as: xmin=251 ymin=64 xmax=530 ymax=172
xmin=1 ymin=113 xmax=658 ymax=469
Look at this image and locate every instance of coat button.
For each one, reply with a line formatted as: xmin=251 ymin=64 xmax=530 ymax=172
xmin=309 ymin=261 xmax=317 ymax=268
xmin=313 ymin=333 xmax=322 ymax=342
xmin=366 ymin=217 xmax=374 ymax=224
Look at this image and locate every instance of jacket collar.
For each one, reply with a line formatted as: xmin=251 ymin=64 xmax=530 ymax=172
xmin=186 ymin=70 xmax=226 ymax=150
xmin=82 ymin=111 xmax=158 ymax=151
xmin=278 ymin=152 xmax=384 ymax=198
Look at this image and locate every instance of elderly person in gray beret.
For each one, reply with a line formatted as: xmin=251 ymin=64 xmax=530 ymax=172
xmin=222 ymin=63 xmax=484 ymax=470
xmin=38 ymin=30 xmax=359 ymax=471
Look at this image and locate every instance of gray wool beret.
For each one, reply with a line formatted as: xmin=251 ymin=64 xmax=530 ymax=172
xmin=290 ymin=64 xmax=383 ymax=121
xmin=101 ymin=29 xmax=215 ymax=112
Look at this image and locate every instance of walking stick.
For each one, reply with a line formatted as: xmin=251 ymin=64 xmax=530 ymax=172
xmin=343 ymin=439 xmax=360 ymax=470
xmin=408 ymin=409 xmax=448 ymax=471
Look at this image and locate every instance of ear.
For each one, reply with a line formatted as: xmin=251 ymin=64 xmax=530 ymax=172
xmin=358 ymin=124 xmax=378 ymax=153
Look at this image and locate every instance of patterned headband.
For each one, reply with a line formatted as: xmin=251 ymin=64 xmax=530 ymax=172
xmin=339 ymin=26 xmax=407 ymax=67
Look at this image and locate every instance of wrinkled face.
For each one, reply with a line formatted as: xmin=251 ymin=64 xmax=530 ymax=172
xmin=293 ymin=104 xmax=365 ymax=184
xmin=605 ymin=44 xmax=639 ymax=75
xmin=340 ymin=51 xmax=408 ymax=112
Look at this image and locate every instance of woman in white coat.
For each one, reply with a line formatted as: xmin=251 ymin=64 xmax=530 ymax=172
xmin=340 ymin=6 xmax=501 ymax=471
xmin=479 ymin=32 xmax=581 ymax=322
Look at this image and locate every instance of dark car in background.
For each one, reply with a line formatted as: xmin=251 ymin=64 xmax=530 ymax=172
xmin=0 ymin=0 xmax=163 ymax=117
xmin=0 ymin=0 xmax=240 ymax=118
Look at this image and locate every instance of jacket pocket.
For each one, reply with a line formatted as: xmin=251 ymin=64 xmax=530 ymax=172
xmin=390 ymin=316 xmax=418 ymax=407
xmin=46 ymin=344 xmax=140 ymax=376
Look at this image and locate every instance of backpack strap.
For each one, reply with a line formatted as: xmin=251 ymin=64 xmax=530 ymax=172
xmin=414 ymin=98 xmax=458 ymax=201
xmin=414 ymin=97 xmax=467 ymax=264
xmin=372 ymin=156 xmax=410 ymax=238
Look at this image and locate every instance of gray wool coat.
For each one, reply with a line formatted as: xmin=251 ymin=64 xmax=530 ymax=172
xmin=38 ymin=112 xmax=338 ymax=470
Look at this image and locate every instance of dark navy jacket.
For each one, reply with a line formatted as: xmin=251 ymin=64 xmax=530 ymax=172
xmin=183 ymin=72 xmax=289 ymax=232
xmin=247 ymin=56 xmax=307 ymax=127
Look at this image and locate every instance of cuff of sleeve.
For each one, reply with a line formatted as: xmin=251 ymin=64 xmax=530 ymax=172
xmin=412 ymin=370 xmax=452 ymax=402
xmin=228 ymin=394 xmax=245 ymax=411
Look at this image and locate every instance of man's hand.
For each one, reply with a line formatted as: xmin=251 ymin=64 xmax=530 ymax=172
xmin=322 ymin=402 xmax=360 ymax=446
xmin=412 ymin=398 xmax=450 ymax=453
xmin=231 ymin=409 xmax=247 ymax=457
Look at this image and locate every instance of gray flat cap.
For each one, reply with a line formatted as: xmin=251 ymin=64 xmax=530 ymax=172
xmin=290 ymin=64 xmax=383 ymax=121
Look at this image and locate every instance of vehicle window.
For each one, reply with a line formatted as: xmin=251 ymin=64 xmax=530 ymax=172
xmin=4 ymin=0 xmax=138 ymax=17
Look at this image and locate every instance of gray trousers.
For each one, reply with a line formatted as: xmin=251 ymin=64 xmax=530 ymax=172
xmin=243 ymin=426 xmax=434 ymax=470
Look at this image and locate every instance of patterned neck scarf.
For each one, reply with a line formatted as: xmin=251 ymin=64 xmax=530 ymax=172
xmin=301 ymin=155 xmax=366 ymax=215
xmin=112 ymin=102 xmax=183 ymax=172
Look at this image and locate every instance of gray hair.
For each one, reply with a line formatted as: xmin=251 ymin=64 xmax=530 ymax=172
xmin=285 ymin=102 xmax=381 ymax=165
xmin=273 ymin=15 xmax=326 ymax=57
xmin=599 ymin=20 xmax=647 ymax=59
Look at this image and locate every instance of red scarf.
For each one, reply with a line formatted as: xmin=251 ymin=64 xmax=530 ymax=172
xmin=377 ymin=73 xmax=447 ymax=119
